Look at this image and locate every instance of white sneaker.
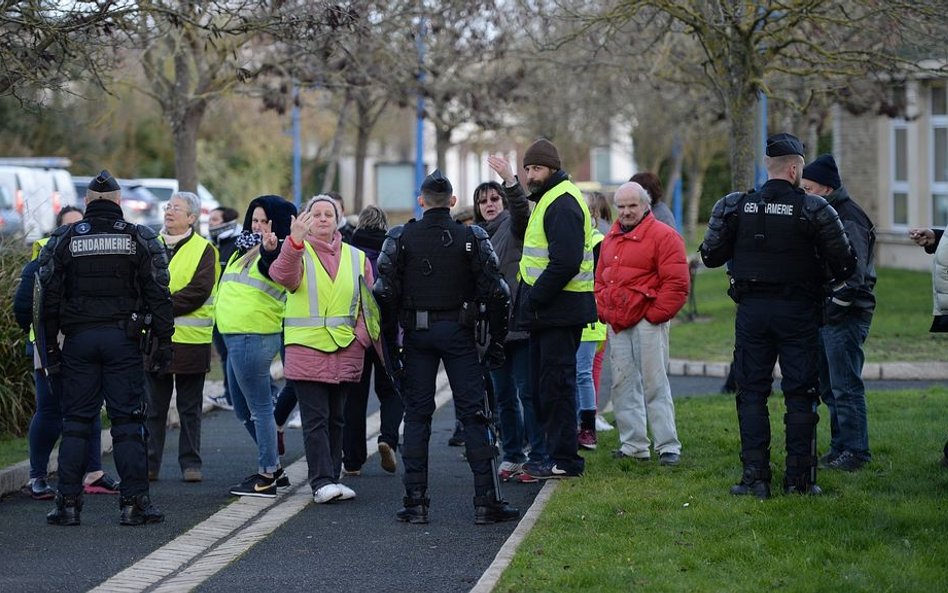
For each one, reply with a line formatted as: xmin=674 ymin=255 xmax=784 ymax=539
xmin=596 ymin=415 xmax=615 ymax=432
xmin=209 ymin=395 xmax=234 ymax=411
xmin=336 ymin=483 xmax=356 ymax=500
xmin=498 ymin=461 xmax=524 ymax=481
xmin=286 ymin=409 xmax=302 ymax=429
xmin=313 ymin=483 xmax=343 ymax=504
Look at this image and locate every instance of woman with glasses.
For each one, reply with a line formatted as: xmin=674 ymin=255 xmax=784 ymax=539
xmin=474 ymin=155 xmax=545 ymax=483
xmin=146 ymin=192 xmax=219 ymax=483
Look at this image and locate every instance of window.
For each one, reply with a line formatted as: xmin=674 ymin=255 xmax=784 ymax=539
xmin=591 ymin=146 xmax=611 ymax=184
xmin=891 ymin=123 xmax=909 ymax=226
xmin=933 ymin=85 xmax=948 ymax=224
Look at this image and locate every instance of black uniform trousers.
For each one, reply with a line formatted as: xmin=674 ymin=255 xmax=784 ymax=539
xmin=400 ymin=320 xmax=494 ymax=495
xmin=57 ymin=326 xmax=149 ymax=497
xmin=343 ymin=348 xmax=403 ymax=472
xmin=529 ymin=325 xmax=585 ymax=472
xmin=734 ymin=295 xmax=821 ymax=479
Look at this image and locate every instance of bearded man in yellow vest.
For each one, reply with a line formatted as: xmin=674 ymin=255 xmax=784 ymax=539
xmin=514 ymin=139 xmax=598 ymax=481
xmin=145 ymin=191 xmax=220 ymax=483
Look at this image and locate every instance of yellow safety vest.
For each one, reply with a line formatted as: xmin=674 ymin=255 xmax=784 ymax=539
xmin=165 ymin=234 xmax=219 ymax=344
xmin=581 ymin=228 xmax=607 ymax=342
xmin=283 ymin=241 xmax=372 ymax=352
xmin=519 ymin=178 xmax=595 ymax=292
xmin=215 ymin=251 xmax=286 ymax=334
xmin=28 ymin=238 xmax=50 ymax=343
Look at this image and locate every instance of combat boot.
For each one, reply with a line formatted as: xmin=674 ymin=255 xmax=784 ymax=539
xmin=47 ymin=493 xmax=82 ymax=526
xmin=395 ymin=489 xmax=429 ymax=524
xmin=473 ymin=490 xmax=520 ymax=525
xmin=783 ymin=474 xmax=823 ymax=496
xmin=120 ymin=494 xmax=165 ymax=525
xmin=730 ymin=466 xmax=771 ymax=499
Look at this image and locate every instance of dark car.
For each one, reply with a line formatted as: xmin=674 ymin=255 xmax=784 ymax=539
xmin=71 ymin=177 xmax=163 ymax=230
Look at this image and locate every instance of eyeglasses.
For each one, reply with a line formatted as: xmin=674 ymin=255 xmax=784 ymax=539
xmin=163 ymin=204 xmax=191 ymax=214
xmin=477 ymin=196 xmax=502 ymax=205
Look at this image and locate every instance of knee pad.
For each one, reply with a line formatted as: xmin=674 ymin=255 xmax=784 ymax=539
xmin=110 ymin=414 xmax=146 ymax=445
xmin=62 ymin=416 xmax=95 ymax=441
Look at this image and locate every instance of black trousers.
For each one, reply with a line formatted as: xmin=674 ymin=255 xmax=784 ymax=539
xmin=734 ymin=296 xmax=821 ymax=479
xmin=343 ymin=348 xmax=403 ymax=471
xmin=400 ymin=321 xmax=494 ymax=495
xmin=529 ymin=325 xmax=585 ymax=472
xmin=145 ymin=371 xmax=206 ymax=474
xmin=294 ymin=380 xmax=348 ymax=491
xmin=58 ymin=326 xmax=149 ymax=497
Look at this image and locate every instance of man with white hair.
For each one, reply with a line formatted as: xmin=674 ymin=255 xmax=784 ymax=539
xmin=595 ymin=182 xmax=690 ymax=466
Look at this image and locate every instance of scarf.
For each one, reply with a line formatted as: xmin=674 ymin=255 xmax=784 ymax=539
xmin=161 ymin=228 xmax=192 ymax=248
xmin=235 ymin=230 xmax=263 ymax=251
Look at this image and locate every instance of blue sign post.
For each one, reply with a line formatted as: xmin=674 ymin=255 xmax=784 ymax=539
xmin=413 ymin=18 xmax=427 ymax=220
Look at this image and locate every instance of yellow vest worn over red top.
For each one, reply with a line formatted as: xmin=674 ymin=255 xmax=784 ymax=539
xmin=283 ymin=241 xmax=367 ymax=352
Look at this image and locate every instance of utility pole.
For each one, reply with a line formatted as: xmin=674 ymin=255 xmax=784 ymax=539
xmin=414 ymin=16 xmax=426 ymax=220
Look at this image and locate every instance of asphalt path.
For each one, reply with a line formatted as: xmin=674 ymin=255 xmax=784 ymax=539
xmin=0 ymin=374 xmax=940 ymax=593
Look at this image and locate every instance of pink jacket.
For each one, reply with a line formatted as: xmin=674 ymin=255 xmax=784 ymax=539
xmin=270 ymin=231 xmax=374 ymax=384
xmin=595 ymin=214 xmax=689 ymax=333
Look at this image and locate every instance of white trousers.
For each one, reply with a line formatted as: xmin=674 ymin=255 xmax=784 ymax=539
xmin=609 ymin=321 xmax=681 ymax=457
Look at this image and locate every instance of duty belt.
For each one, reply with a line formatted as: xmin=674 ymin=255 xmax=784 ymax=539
xmin=400 ymin=308 xmax=462 ymax=330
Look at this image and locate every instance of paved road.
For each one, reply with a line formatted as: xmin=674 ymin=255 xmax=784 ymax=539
xmin=0 ymin=374 xmax=940 ymax=593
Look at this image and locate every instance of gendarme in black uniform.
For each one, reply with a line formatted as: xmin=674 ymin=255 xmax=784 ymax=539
xmin=374 ymin=169 xmax=518 ymax=525
xmin=699 ymin=134 xmax=855 ymax=498
xmin=38 ymin=170 xmax=174 ymax=526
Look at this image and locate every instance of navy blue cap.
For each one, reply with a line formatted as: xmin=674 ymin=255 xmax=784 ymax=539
xmin=421 ymin=169 xmax=452 ymax=194
xmin=88 ymin=169 xmax=120 ymax=193
xmin=765 ymin=133 xmax=805 ymax=158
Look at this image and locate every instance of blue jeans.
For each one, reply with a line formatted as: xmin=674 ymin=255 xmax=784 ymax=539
xmin=224 ymin=333 xmax=281 ymax=474
xmin=819 ymin=314 xmax=872 ymax=460
xmin=491 ymin=340 xmax=545 ymax=464
xmin=29 ymin=370 xmax=102 ymax=479
xmin=576 ymin=341 xmax=598 ymax=420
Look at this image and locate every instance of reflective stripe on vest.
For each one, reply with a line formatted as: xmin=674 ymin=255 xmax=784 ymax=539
xmin=519 ymin=178 xmax=595 ymax=292
xmin=284 ymin=242 xmax=365 ymax=352
xmin=28 ymin=238 xmax=50 ymax=342
xmin=215 ymin=252 xmax=286 ymax=334
xmin=166 ymin=233 xmax=219 ymax=344
xmin=581 ymin=229 xmax=606 ymax=341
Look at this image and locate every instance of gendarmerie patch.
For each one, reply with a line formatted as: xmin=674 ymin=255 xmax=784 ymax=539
xmin=69 ymin=234 xmax=137 ymax=256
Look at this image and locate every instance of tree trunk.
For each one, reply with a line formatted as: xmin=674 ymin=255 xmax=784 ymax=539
xmin=726 ymin=88 xmax=757 ymax=191
xmin=685 ymin=160 xmax=704 ymax=242
xmin=353 ymin=124 xmax=369 ymax=211
xmin=435 ymin=125 xmax=451 ymax=172
xmin=321 ymin=92 xmax=351 ymax=196
xmin=172 ymin=105 xmax=205 ymax=194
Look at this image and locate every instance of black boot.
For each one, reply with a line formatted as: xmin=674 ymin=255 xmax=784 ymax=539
xmin=396 ymin=490 xmax=429 ymax=524
xmin=47 ymin=493 xmax=82 ymax=526
xmin=448 ymin=421 xmax=465 ymax=447
xmin=783 ymin=474 xmax=823 ymax=496
xmin=120 ymin=494 xmax=165 ymax=525
xmin=473 ymin=490 xmax=520 ymax=525
xmin=730 ymin=466 xmax=771 ymax=499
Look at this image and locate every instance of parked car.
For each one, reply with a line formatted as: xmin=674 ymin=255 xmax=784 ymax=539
xmin=71 ymin=176 xmax=164 ymax=230
xmin=138 ymin=178 xmax=219 ymax=236
xmin=0 ymin=164 xmax=55 ymax=242
xmin=0 ymin=185 xmax=24 ymax=243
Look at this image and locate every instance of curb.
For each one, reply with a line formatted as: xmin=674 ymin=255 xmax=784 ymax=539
xmin=667 ymin=359 xmax=948 ymax=381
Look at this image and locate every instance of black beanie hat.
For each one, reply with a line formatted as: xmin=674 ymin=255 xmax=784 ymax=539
xmin=523 ymin=139 xmax=561 ymax=170
xmin=88 ymin=169 xmax=120 ymax=193
xmin=802 ymin=154 xmax=842 ymax=190
xmin=765 ymin=133 xmax=805 ymax=158
xmin=243 ymin=195 xmax=298 ymax=241
xmin=421 ymin=169 xmax=453 ymax=194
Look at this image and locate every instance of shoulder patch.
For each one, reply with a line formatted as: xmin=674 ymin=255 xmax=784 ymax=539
xmin=74 ymin=222 xmax=92 ymax=235
xmin=113 ymin=220 xmax=128 ymax=231
xmin=69 ymin=234 xmax=137 ymax=257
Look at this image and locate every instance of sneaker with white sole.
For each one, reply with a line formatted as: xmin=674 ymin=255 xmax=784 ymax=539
xmin=207 ymin=395 xmax=234 ymax=411
xmin=497 ymin=461 xmax=524 ymax=481
xmin=595 ymin=415 xmax=614 ymax=432
xmin=313 ymin=483 xmax=343 ymax=504
xmin=274 ymin=467 xmax=291 ymax=489
xmin=336 ymin=483 xmax=356 ymax=500
xmin=229 ymin=473 xmax=277 ymax=498
xmin=286 ymin=409 xmax=302 ymax=429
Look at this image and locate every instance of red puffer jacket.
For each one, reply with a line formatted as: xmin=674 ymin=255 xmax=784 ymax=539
xmin=595 ymin=214 xmax=690 ymax=333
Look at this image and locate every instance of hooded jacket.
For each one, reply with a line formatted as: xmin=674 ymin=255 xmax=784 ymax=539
xmin=244 ymin=195 xmax=297 ymax=278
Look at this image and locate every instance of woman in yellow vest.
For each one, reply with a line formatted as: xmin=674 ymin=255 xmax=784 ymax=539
xmin=269 ymin=195 xmax=375 ymax=504
xmin=215 ymin=195 xmax=297 ymax=498
xmin=145 ymin=191 xmax=219 ymax=483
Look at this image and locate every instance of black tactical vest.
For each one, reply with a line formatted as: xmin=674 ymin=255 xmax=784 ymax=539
xmin=62 ymin=216 xmax=141 ymax=323
xmin=399 ymin=212 xmax=476 ymax=311
xmin=730 ymin=188 xmax=821 ymax=287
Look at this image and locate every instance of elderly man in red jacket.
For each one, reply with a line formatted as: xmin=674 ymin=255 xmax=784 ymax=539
xmin=595 ymin=181 xmax=690 ymax=465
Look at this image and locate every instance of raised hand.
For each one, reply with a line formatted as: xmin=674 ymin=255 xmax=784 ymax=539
xmin=261 ymin=219 xmax=278 ymax=251
xmin=487 ymin=155 xmax=515 ymax=186
xmin=290 ymin=211 xmax=313 ymax=243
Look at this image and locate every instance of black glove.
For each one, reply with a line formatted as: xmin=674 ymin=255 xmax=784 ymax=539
xmin=45 ymin=346 xmax=61 ymax=375
xmin=148 ymin=343 xmax=174 ymax=373
xmin=824 ymin=297 xmax=851 ymax=326
xmin=484 ymin=341 xmax=505 ymax=370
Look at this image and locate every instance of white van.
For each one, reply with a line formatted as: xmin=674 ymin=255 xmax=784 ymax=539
xmin=138 ymin=178 xmax=219 ymax=236
xmin=0 ymin=158 xmax=78 ymax=243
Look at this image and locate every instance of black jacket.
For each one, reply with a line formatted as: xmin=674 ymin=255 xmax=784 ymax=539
xmin=513 ymin=170 xmax=598 ymax=330
xmin=824 ymin=185 xmax=876 ymax=314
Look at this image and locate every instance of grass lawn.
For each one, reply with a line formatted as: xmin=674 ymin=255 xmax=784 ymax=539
xmin=496 ymin=387 xmax=948 ymax=593
xmin=671 ymin=266 xmax=946 ymax=362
